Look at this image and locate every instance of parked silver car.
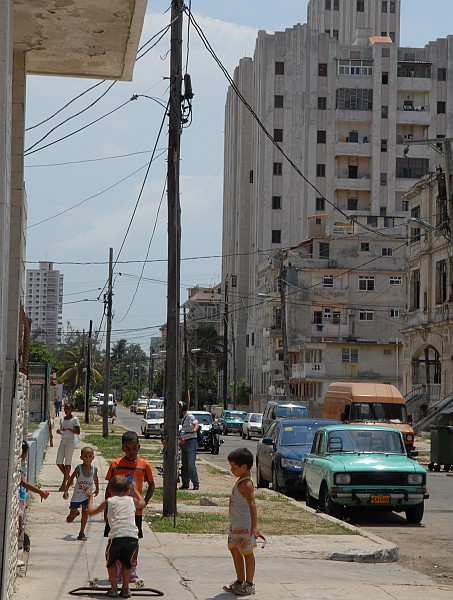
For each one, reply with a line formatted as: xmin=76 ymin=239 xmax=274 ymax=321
xmin=242 ymin=413 xmax=263 ymax=439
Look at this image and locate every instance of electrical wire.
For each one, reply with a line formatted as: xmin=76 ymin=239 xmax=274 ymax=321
xmin=25 ymin=149 xmax=166 ymax=168
xmin=27 ymin=150 xmax=167 ymax=229
xmin=115 ymin=175 xmax=168 ymax=322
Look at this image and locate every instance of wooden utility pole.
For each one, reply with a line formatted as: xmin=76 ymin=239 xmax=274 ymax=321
xmin=163 ymin=0 xmax=183 ymax=517
xmin=84 ymin=320 xmax=92 ymax=424
xmin=278 ymin=252 xmax=292 ymax=401
xmin=222 ymin=276 xmax=229 ymax=409
xmin=102 ymin=248 xmax=113 ymax=438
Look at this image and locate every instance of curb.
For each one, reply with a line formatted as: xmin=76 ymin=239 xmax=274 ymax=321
xmin=198 ymin=458 xmax=399 ymax=563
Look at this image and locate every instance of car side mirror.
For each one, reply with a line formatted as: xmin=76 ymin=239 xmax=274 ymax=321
xmin=262 ymin=437 xmax=273 ymax=445
xmin=407 ymin=449 xmax=418 ymax=458
xmin=407 ymin=414 xmax=413 ymax=423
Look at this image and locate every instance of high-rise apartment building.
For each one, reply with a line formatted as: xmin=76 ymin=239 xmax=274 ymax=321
xmin=25 ymin=261 xmax=63 ymax=345
xmin=222 ymin=0 xmax=453 ymax=406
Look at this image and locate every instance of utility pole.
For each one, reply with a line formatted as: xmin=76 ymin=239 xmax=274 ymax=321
xmin=184 ymin=308 xmax=189 ymax=406
xmin=84 ymin=320 xmax=92 ymax=424
xmin=103 ymin=248 xmax=113 ymax=438
xmin=163 ymin=0 xmax=183 ymax=518
xmin=278 ymin=252 xmax=292 ymax=401
xmin=222 ymin=276 xmax=229 ymax=409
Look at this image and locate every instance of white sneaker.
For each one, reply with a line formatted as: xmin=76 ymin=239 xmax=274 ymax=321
xmin=129 ymin=568 xmax=138 ymax=582
xmin=223 ymin=581 xmax=243 ymax=593
xmin=234 ymin=582 xmax=256 ymax=595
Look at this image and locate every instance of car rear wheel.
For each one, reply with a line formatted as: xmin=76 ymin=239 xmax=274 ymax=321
xmin=405 ymin=501 xmax=424 ymax=524
xmin=242 ymin=430 xmax=246 ymax=439
xmin=320 ymin=483 xmax=343 ymax=519
xmin=256 ymin=460 xmax=268 ymax=488
xmin=246 ymin=430 xmax=251 ymax=440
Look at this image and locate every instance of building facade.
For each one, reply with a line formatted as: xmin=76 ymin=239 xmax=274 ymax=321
xmin=222 ymin=0 xmax=453 ymax=403
xmin=25 ymin=261 xmax=63 ymax=345
xmin=402 ymin=169 xmax=453 ymax=424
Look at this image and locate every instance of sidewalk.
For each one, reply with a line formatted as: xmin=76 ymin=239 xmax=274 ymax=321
xmin=13 ymin=424 xmax=453 ymax=599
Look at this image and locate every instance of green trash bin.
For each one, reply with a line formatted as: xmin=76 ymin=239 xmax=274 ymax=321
xmin=429 ymin=426 xmax=453 ymax=472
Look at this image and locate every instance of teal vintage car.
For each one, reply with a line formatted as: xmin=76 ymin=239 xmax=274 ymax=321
xmin=302 ymin=425 xmax=429 ymax=523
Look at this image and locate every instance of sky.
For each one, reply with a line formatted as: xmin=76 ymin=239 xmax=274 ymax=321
xmin=24 ymin=0 xmax=453 ymax=350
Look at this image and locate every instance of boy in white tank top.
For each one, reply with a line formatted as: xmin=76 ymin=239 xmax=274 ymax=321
xmin=223 ymin=448 xmax=259 ymax=596
xmin=87 ymin=474 xmax=145 ymax=598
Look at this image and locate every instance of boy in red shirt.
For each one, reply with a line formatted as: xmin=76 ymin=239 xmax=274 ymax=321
xmin=105 ymin=431 xmax=155 ymax=583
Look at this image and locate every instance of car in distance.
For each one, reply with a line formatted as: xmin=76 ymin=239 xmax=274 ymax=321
xmin=302 ymin=424 xmax=429 ymax=523
xmin=255 ymin=419 xmax=338 ymax=493
xmin=141 ymin=409 xmax=164 ymax=438
xmin=242 ymin=413 xmax=263 ymax=439
xmin=261 ymin=401 xmax=310 ymax=435
xmin=219 ymin=410 xmax=248 ymax=435
xmin=135 ymin=399 xmax=149 ymax=415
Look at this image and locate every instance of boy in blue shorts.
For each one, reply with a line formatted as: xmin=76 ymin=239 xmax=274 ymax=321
xmin=223 ymin=447 xmax=259 ymax=596
xmin=63 ymin=446 xmax=99 ymax=541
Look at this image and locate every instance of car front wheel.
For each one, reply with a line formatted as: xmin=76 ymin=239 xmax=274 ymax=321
xmin=305 ymin=481 xmax=317 ymax=509
xmin=405 ymin=501 xmax=424 ymax=524
xmin=272 ymin=466 xmax=281 ymax=492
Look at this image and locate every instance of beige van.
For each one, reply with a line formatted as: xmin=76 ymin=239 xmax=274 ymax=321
xmin=321 ymin=382 xmax=415 ymax=450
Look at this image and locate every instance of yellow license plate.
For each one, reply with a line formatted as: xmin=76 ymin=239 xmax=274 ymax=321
xmin=370 ymin=495 xmax=390 ymax=504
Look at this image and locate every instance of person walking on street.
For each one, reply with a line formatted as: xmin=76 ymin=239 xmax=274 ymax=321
xmin=63 ymin=446 xmax=99 ymax=541
xmin=54 ymin=396 xmax=62 ymax=417
xmin=178 ymin=402 xmax=200 ymax=490
xmin=56 ymin=402 xmax=80 ymax=491
xmin=87 ymin=475 xmax=145 ymax=598
xmin=223 ymin=447 xmax=259 ymax=596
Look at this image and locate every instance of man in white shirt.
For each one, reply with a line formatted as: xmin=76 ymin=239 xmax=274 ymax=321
xmin=178 ymin=402 xmax=200 ymax=490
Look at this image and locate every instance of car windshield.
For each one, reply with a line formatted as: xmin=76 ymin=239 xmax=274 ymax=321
xmin=191 ymin=413 xmax=213 ymax=425
xmin=350 ymin=402 xmax=407 ymax=423
xmin=250 ymin=414 xmax=262 ymax=423
xmin=276 ymin=405 xmax=309 ymax=419
xmin=145 ymin=410 xmax=164 ymax=419
xmin=326 ymin=429 xmax=406 ymax=454
xmin=225 ymin=412 xmax=247 ymax=420
xmin=280 ymin=424 xmax=317 ymax=446
xmin=137 ymin=401 xmax=148 ymax=407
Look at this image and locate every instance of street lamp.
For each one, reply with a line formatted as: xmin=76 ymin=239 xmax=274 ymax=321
xmin=191 ymin=348 xmax=201 ymax=410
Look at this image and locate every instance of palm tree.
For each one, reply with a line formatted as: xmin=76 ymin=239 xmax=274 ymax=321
xmin=59 ymin=345 xmax=103 ymax=393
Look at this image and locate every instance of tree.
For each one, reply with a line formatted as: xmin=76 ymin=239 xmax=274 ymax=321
xmin=233 ymin=379 xmax=253 ymax=406
xmin=29 ymin=341 xmax=61 ymax=371
xmin=188 ymin=325 xmax=222 ymax=407
xmin=58 ymin=344 xmax=103 ymax=393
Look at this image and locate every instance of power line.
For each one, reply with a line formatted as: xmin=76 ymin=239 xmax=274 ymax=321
xmin=25 ymin=148 xmax=166 ymax=168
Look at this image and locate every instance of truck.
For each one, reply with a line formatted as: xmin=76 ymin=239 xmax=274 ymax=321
xmin=321 ymin=382 xmax=415 ymax=450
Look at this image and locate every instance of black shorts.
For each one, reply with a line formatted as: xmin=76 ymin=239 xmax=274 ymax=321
xmin=105 ymin=537 xmax=138 ymax=569
xmin=104 ymin=515 xmax=143 ymax=539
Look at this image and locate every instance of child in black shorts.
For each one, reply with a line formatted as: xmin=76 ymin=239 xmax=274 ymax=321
xmin=87 ymin=474 xmax=145 ymax=598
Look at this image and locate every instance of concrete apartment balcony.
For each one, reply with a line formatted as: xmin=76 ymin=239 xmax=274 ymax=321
xmin=396 ymin=143 xmax=431 ymax=159
xmin=334 ymin=175 xmax=371 ymax=191
xmin=311 ymin=323 xmax=349 ymax=337
xmin=262 ymin=359 xmax=283 ymax=372
xmin=292 ymin=362 xmax=326 ymax=380
xmin=263 ymin=326 xmax=282 ymax=338
xmin=335 ymin=109 xmax=370 ymax=122
xmin=397 ymin=77 xmax=432 ymax=92
xmin=335 ymin=141 xmax=372 ymax=156
xmin=396 ymin=107 xmax=431 ymax=125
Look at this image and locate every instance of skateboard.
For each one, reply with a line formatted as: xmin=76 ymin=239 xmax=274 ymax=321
xmin=68 ymin=577 xmax=164 ymax=596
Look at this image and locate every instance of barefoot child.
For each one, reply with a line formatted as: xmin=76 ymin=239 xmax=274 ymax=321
xmin=104 ymin=431 xmax=154 ymax=583
xmin=223 ymin=448 xmax=259 ymax=596
xmin=63 ymin=446 xmax=99 ymax=541
xmin=87 ymin=475 xmax=145 ymax=598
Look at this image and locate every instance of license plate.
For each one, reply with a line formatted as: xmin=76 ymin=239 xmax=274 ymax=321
xmin=370 ymin=495 xmax=390 ymax=504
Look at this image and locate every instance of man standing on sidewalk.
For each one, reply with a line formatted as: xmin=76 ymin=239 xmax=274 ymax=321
xmin=178 ymin=402 xmax=200 ymax=490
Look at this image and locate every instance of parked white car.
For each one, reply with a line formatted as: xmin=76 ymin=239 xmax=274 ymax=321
xmin=242 ymin=412 xmax=263 ymax=439
xmin=141 ymin=409 xmax=164 ymax=439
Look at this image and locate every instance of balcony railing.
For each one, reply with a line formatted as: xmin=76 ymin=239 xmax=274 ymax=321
xmin=292 ymin=362 xmax=326 ymax=379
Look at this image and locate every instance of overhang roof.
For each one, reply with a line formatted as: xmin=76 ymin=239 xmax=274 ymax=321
xmin=13 ymin=0 xmax=147 ymax=80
